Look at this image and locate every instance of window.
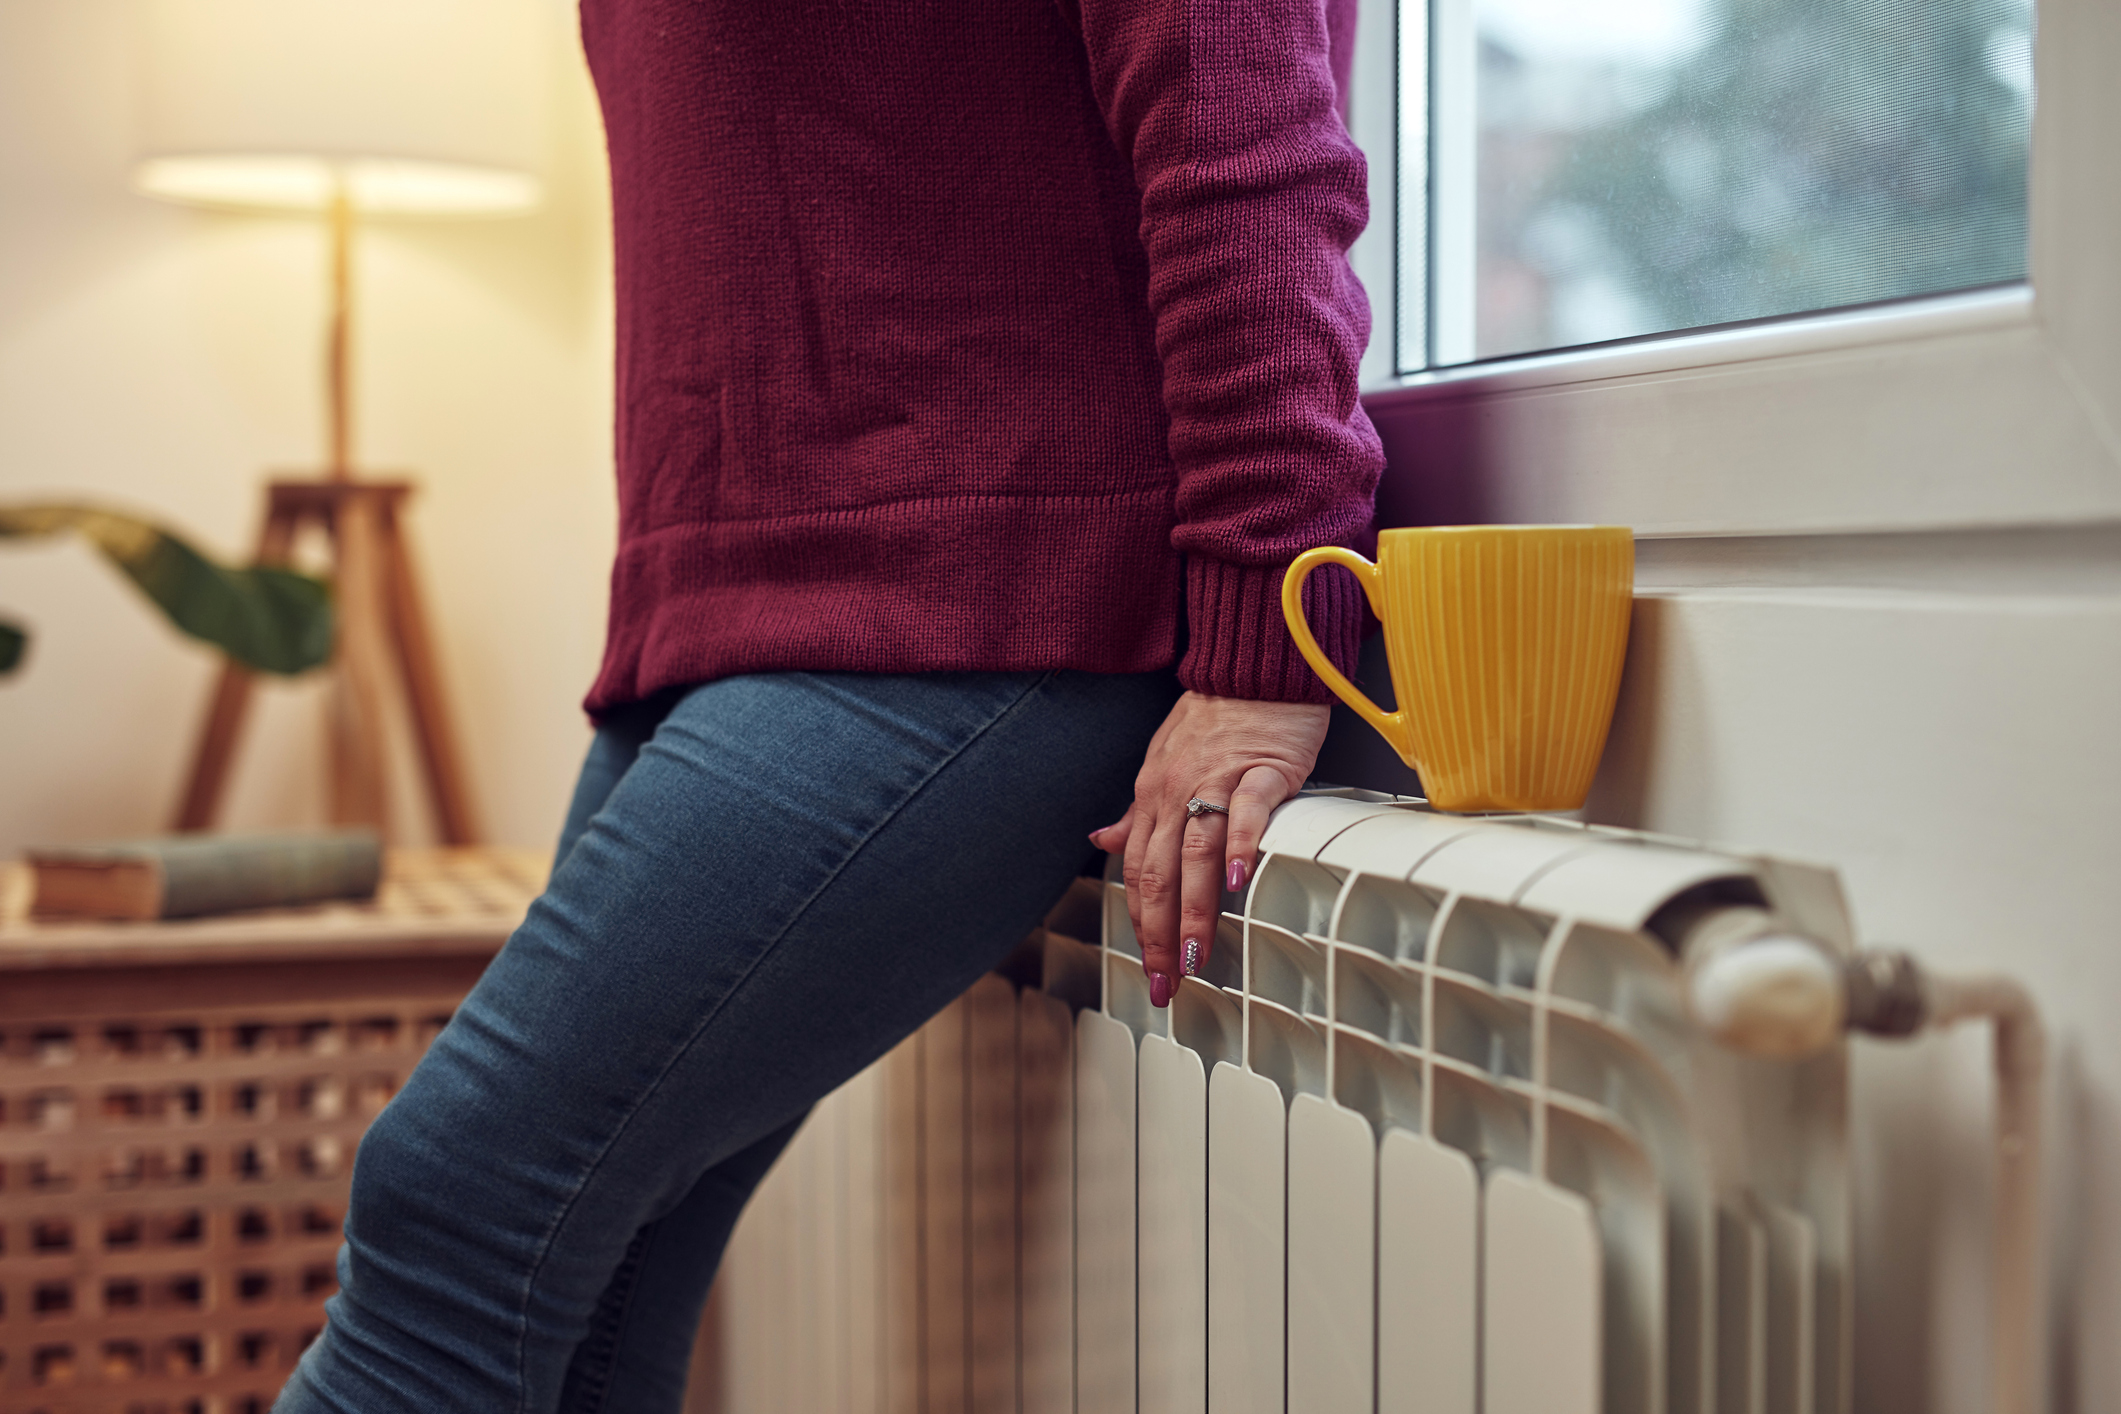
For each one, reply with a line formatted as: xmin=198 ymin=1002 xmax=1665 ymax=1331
xmin=1394 ymin=0 xmax=2035 ymax=371
xmin=1340 ymin=0 xmax=2115 ymax=543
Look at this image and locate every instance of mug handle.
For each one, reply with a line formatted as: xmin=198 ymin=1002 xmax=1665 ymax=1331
xmin=1281 ymin=547 xmax=1413 ymax=760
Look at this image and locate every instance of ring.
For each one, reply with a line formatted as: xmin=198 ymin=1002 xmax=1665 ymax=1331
xmin=1185 ymin=798 xmax=1230 ymax=819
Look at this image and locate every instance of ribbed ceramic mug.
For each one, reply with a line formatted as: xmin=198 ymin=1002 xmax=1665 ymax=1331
xmin=1282 ymin=525 xmax=1635 ymax=813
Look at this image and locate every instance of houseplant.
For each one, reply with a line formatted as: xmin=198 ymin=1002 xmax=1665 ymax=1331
xmin=0 ymin=503 xmax=332 ymax=678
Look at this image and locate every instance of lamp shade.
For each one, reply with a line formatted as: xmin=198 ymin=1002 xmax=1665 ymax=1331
xmin=133 ymin=0 xmax=549 ymax=217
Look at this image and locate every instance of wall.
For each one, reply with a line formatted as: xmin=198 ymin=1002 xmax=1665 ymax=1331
xmin=0 ymin=0 xmax=615 ymax=853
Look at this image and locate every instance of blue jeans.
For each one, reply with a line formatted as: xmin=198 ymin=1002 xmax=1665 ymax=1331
xmin=275 ymin=668 xmax=1176 ymax=1413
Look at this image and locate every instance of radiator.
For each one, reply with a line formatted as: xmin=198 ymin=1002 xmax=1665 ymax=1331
xmin=710 ymin=791 xmax=1859 ymax=1414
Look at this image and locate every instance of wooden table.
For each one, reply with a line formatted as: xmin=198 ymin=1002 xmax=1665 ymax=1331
xmin=0 ymin=848 xmax=543 ymax=1413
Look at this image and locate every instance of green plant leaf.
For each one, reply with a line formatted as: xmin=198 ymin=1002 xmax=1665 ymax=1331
xmin=0 ymin=618 xmax=23 ymax=676
xmin=0 ymin=503 xmax=333 ymax=675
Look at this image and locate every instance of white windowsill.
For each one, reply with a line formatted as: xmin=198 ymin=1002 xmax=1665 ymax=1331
xmin=1362 ymin=284 xmax=2034 ymax=405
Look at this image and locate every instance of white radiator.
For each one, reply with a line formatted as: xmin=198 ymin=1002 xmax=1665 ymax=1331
xmin=710 ymin=791 xmax=1860 ymax=1414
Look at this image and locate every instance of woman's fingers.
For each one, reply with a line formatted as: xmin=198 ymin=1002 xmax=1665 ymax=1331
xmin=1119 ymin=799 xmax=1152 ymax=954
xmin=1129 ymin=805 xmax=1188 ymax=1004
xmin=1224 ymin=763 xmax=1290 ymax=896
xmin=1118 ymin=691 xmax=1331 ymax=1008
xmin=1178 ymin=801 xmax=1229 ymax=979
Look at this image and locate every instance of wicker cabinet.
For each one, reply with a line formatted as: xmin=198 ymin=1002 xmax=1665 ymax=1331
xmin=0 ymin=850 xmax=541 ymax=1414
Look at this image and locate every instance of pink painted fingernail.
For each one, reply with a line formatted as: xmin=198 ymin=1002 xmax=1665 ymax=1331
xmin=1150 ymin=972 xmax=1174 ymax=1008
xmin=1182 ymin=939 xmax=1201 ymax=976
xmin=1226 ymin=858 xmax=1248 ymax=893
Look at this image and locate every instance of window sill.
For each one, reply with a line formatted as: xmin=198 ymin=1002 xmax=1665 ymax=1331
xmin=1362 ymin=284 xmax=2033 ymax=407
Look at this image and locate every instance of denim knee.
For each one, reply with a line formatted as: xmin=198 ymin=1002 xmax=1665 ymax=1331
xmin=279 ymin=1085 xmax=529 ymax=1412
xmin=341 ymin=1095 xmax=426 ymax=1251
xmin=329 ymin=1087 xmax=525 ymax=1361
xmin=335 ymin=1079 xmax=502 ymax=1302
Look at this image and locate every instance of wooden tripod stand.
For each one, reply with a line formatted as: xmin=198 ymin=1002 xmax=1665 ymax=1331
xmin=170 ymin=478 xmax=479 ymax=842
xmin=170 ymin=188 xmax=480 ymax=844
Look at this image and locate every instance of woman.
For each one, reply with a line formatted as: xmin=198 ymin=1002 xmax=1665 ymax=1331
xmin=277 ymin=0 xmax=1380 ymax=1407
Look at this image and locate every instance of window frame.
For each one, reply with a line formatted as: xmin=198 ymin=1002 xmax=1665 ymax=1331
xmin=1344 ymin=0 xmax=2121 ymax=538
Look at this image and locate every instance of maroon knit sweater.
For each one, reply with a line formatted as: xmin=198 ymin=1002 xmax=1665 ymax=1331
xmin=579 ymin=0 xmax=1383 ymax=715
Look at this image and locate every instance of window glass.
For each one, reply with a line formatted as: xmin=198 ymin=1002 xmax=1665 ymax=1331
xmin=1409 ymin=0 xmax=2034 ymax=368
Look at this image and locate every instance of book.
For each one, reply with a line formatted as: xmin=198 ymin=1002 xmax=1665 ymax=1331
xmin=26 ymin=830 xmax=383 ymax=921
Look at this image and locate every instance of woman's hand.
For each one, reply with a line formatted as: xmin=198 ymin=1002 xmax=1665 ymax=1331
xmin=1088 ymin=691 xmax=1329 ymax=1005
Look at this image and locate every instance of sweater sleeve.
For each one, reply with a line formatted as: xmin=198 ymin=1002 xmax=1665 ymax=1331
xmin=1063 ymin=0 xmax=1385 ymax=703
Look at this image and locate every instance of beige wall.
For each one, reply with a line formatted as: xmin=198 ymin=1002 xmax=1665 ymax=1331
xmin=0 ymin=0 xmax=615 ymax=854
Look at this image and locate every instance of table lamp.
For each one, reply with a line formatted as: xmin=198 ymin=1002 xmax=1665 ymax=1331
xmin=132 ymin=0 xmax=551 ymax=844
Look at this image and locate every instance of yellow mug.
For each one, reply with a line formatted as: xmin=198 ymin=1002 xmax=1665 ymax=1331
xmin=1282 ymin=525 xmax=1634 ymax=813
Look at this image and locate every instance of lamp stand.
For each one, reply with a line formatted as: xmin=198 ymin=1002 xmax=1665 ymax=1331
xmin=171 ymin=188 xmax=481 ymax=844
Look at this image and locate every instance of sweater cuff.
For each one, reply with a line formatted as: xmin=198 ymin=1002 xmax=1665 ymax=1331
xmin=1178 ymin=556 xmax=1363 ymax=704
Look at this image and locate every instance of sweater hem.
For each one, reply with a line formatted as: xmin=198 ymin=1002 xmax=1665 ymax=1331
xmin=586 ymin=491 xmax=1185 ymax=718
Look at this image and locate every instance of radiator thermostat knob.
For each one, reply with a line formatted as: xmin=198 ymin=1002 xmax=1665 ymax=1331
xmin=1688 ymin=934 xmax=1847 ymax=1058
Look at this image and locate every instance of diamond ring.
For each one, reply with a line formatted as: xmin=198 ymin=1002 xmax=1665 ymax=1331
xmin=1184 ymin=798 xmax=1230 ymax=819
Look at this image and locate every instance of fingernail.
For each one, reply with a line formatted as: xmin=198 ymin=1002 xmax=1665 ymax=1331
xmin=1226 ymin=858 xmax=1248 ymax=893
xmin=1088 ymin=829 xmax=1105 ymax=845
xmin=1150 ymin=972 xmax=1173 ymax=1008
xmin=1182 ymin=938 xmax=1201 ymax=976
